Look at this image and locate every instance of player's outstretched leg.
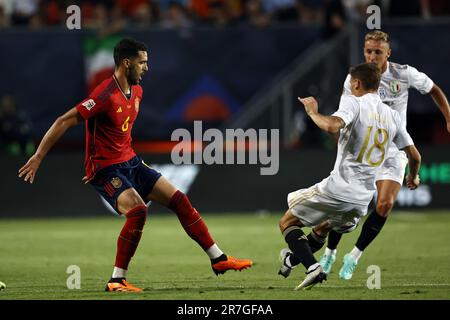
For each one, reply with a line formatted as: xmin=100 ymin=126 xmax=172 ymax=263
xmin=307 ymin=229 xmax=327 ymax=253
xmin=319 ymin=249 xmax=337 ymax=275
xmin=282 ymin=225 xmax=326 ymax=289
xmin=279 ymin=208 xmax=327 ymax=289
xmin=147 ymin=176 xmax=252 ymax=275
xmin=167 ymin=189 xmax=252 ymax=275
xmin=106 ymin=204 xmax=147 ymax=292
xmin=339 ymin=181 xmax=396 ymax=280
xmin=319 ymin=230 xmax=342 ymax=274
xmin=278 ymin=248 xmax=294 ymax=278
xmin=278 ymin=229 xmax=326 ymax=278
xmin=339 ymin=253 xmax=359 ymax=280
xmin=338 ymin=210 xmax=387 ymax=280
xmin=295 ymin=264 xmax=327 ymax=291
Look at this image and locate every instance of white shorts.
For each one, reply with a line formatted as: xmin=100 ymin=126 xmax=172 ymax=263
xmin=287 ymin=184 xmax=368 ymax=233
xmin=375 ymin=149 xmax=408 ymax=185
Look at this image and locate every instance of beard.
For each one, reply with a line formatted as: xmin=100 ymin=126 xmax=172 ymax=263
xmin=126 ymin=68 xmax=140 ymax=85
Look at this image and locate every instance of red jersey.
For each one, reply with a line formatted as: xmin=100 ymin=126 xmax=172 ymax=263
xmin=75 ymin=75 xmax=143 ymax=180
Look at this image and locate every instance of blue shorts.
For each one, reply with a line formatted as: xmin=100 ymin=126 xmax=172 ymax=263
xmin=90 ymin=155 xmax=162 ymax=214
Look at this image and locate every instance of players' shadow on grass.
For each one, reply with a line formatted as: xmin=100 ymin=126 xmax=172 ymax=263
xmin=141 ymin=284 xmax=284 ymax=293
xmin=142 ymin=286 xmax=246 ymax=293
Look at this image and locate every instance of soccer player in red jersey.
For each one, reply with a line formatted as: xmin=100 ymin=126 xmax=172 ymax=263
xmin=18 ymin=38 xmax=252 ymax=292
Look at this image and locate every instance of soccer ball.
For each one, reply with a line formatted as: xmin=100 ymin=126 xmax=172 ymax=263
xmin=0 ymin=281 xmax=6 ymax=291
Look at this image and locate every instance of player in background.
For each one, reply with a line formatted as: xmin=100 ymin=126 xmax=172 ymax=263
xmin=317 ymin=30 xmax=450 ymax=280
xmin=278 ymin=63 xmax=421 ymax=290
xmin=18 ymin=38 xmax=252 ymax=292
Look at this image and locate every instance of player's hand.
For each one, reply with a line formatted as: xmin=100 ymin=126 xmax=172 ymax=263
xmin=82 ymin=176 xmax=90 ymax=184
xmin=447 ymin=121 xmax=450 ymax=134
xmin=18 ymin=154 xmax=42 ymax=184
xmin=298 ymin=97 xmax=318 ymax=116
xmin=406 ymin=174 xmax=420 ymax=190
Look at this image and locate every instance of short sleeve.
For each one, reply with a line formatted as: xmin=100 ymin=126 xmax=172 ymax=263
xmin=342 ymin=74 xmax=352 ymax=96
xmin=407 ymin=65 xmax=434 ymax=94
xmin=394 ymin=126 xmax=414 ymax=149
xmin=332 ymin=95 xmax=359 ymax=127
xmin=392 ymin=111 xmax=414 ymax=149
xmin=75 ymin=84 xmax=110 ymax=120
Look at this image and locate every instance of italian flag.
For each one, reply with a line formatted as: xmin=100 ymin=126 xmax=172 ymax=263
xmin=84 ymin=35 xmax=121 ymax=93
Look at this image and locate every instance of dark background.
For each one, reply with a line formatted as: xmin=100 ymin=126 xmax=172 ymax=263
xmin=1 ymin=1 xmax=449 ymax=216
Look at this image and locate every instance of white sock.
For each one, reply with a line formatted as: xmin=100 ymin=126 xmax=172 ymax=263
xmin=285 ymin=255 xmax=293 ymax=268
xmin=324 ymin=248 xmax=337 ymax=256
xmin=349 ymin=247 xmax=363 ymax=261
xmin=206 ymin=244 xmax=224 ymax=260
xmin=112 ymin=267 xmax=127 ymax=279
xmin=308 ymin=262 xmax=320 ymax=272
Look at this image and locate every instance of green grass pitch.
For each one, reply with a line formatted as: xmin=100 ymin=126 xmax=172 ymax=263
xmin=0 ymin=211 xmax=449 ymax=300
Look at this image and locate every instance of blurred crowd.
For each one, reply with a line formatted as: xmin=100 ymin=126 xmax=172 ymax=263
xmin=0 ymin=95 xmax=35 ymax=156
xmin=1 ymin=2 xmax=449 ymax=154
xmin=0 ymin=0 xmax=449 ymax=31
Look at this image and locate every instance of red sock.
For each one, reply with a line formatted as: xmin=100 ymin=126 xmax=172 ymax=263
xmin=168 ymin=190 xmax=215 ymax=251
xmin=115 ymin=205 xmax=147 ymax=270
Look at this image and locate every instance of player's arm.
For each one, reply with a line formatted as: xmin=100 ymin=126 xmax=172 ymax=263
xmin=401 ymin=145 xmax=421 ymax=190
xmin=407 ymin=66 xmax=450 ymax=133
xmin=298 ymin=96 xmax=345 ymax=134
xmin=394 ymin=123 xmax=421 ymax=190
xmin=328 ymin=74 xmax=352 ymax=141
xmin=429 ymin=84 xmax=450 ymax=133
xmin=18 ymin=107 xmax=83 ymax=184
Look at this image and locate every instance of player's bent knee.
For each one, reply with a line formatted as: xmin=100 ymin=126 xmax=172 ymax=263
xmin=279 ymin=211 xmax=300 ymax=232
xmin=279 ymin=219 xmax=286 ymax=232
xmin=313 ymin=221 xmax=331 ymax=236
xmin=376 ymin=199 xmax=394 ymax=217
xmin=279 ymin=215 xmax=289 ymax=232
xmin=117 ymin=189 xmax=147 ymax=215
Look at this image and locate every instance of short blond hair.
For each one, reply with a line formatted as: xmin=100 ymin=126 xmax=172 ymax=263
xmin=365 ymin=30 xmax=390 ymax=45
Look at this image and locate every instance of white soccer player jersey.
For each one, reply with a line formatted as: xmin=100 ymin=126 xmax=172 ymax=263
xmin=343 ymin=61 xmax=434 ymax=127
xmin=317 ymin=93 xmax=413 ymax=205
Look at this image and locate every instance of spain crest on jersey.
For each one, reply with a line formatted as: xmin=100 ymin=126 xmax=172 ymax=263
xmin=389 ymin=80 xmax=401 ymax=94
xmin=110 ymin=177 xmax=123 ymax=188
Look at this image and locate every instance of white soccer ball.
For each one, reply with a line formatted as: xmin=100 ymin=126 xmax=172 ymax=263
xmin=0 ymin=281 xmax=6 ymax=291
